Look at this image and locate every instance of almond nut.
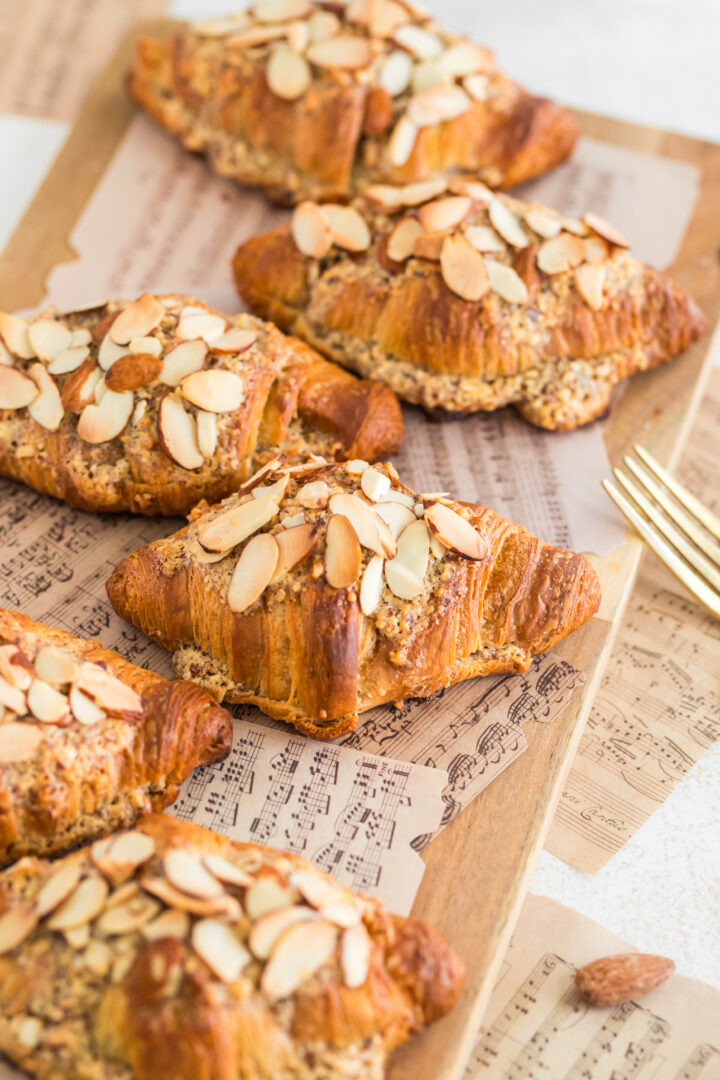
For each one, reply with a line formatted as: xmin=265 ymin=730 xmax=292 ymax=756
xmin=575 ymin=953 xmax=674 ymax=1006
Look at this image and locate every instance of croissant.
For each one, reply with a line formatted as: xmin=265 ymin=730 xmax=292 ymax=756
xmin=0 ymin=610 xmax=232 ymax=866
xmin=128 ymin=1 xmax=578 ymax=206
xmin=107 ymin=458 xmax=601 ymax=739
xmin=232 ymin=181 xmax=708 ymax=430
xmin=0 ymin=293 xmax=403 ymax=515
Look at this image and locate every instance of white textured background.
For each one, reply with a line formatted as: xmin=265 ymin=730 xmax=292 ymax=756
xmin=1 ymin=0 xmax=719 ymax=988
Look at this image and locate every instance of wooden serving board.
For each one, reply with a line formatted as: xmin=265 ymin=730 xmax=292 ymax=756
xmin=0 ymin=22 xmax=719 ymax=1080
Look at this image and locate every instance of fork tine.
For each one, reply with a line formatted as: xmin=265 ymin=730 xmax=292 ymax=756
xmin=602 ymin=479 xmax=720 ymax=618
xmin=613 ymin=468 xmax=720 ymax=593
xmin=625 ymin=455 xmax=720 ymax=566
xmin=634 ymin=444 xmax=720 ymax=542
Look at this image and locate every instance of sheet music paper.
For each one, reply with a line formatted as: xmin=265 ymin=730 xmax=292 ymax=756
xmin=546 ymin=373 xmax=720 ymax=872
xmin=465 ymin=892 xmax=720 ymax=1080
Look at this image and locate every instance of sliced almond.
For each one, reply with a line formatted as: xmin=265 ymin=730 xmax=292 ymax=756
xmin=370 ymin=0 xmax=410 ymax=36
xmin=47 ymin=345 xmax=90 ymax=376
xmin=69 ymin=685 xmax=106 ymax=726
xmin=256 ymin=0 xmax=311 ymax=20
xmin=377 ymin=49 xmax=413 ymax=96
xmin=321 ymin=901 xmax=361 ymax=928
xmin=105 ymin=881 xmax=140 ymax=909
xmin=71 ymin=328 xmax=92 ymax=346
xmin=440 ymin=233 xmax=490 ymax=302
xmin=196 ymin=411 xmax=218 ymax=459
xmin=418 ymin=195 xmax=471 ymax=233
xmin=489 ymin=200 xmax=528 ymax=248
xmin=0 ymin=366 xmax=38 ymax=410
xmin=407 ymin=84 xmax=472 ymax=128
xmin=198 ymin=494 xmax=280 ymax=553
xmin=129 ymin=335 xmax=162 ymax=357
xmin=0 ymin=314 xmax=34 ymax=359
xmin=110 ymin=294 xmax=164 ymax=345
xmin=463 ymin=72 xmax=489 ymax=100
xmin=413 ymin=232 xmax=446 ymax=261
xmin=96 ymin=831 xmax=156 ymax=885
xmin=47 ymin=873 xmax=109 ymax=930
xmin=584 ymin=236 xmax=609 ymax=266
xmin=64 ymin=924 xmax=90 ymax=949
xmin=291 ymin=201 xmax=334 ymax=258
xmin=60 ymin=359 xmax=101 ymax=413
xmin=141 ymin=875 xmax=240 ymax=918
xmin=95 ymin=893 xmax=160 ymax=936
xmin=245 ymin=877 xmax=296 ymax=920
xmin=76 ymin=388 xmax=133 ymax=444
xmin=270 ymin=523 xmax=317 ymax=584
xmin=306 ymin=35 xmax=373 ymax=69
xmin=424 ymin=501 xmax=485 ymax=558
xmin=392 ymin=23 xmax=442 ymax=59
xmin=179 ymin=369 xmax=244 ymax=413
xmin=34 ymin=645 xmax=78 ymax=686
xmin=160 ymin=340 xmax=207 ymax=386
xmin=320 ymin=205 xmax=371 ymax=252
xmin=360 ymin=467 xmax=391 ymax=502
xmin=227 ymin=24 xmax=288 ymax=47
xmin=329 ymin=493 xmax=396 ymax=557
xmin=359 ymin=554 xmax=384 ymax=615
xmin=0 ymin=906 xmax=38 ymax=955
xmin=289 ymin=870 xmax=346 ymax=909
xmin=249 ymin=905 xmax=317 ymax=959
xmin=27 ymin=679 xmax=70 ymax=725
xmin=37 ymin=861 xmax=83 ymax=918
xmin=438 ymin=40 xmax=493 ymax=76
xmin=388 ymin=115 xmax=418 ymax=167
xmin=27 ymin=364 xmax=63 ymax=431
xmin=525 ymin=209 xmax=562 ymax=239
xmin=282 ymin=511 xmax=306 ymax=529
xmin=203 ymin=853 xmax=254 ymax=889
xmin=98 ymin=332 xmax=128 ymax=372
xmin=142 ymin=908 xmax=190 ymax=942
xmin=227 ymin=532 xmax=279 ymax=614
xmin=308 ymin=9 xmax=340 ymax=41
xmin=287 ymin=18 xmax=310 ymax=53
xmin=485 ymin=259 xmax=529 ymax=304
xmin=252 ymin=474 xmax=289 ymax=502
xmin=28 ymin=320 xmax=72 ymax=362
xmin=375 ymin=500 xmax=416 ymax=538
xmin=465 ymin=225 xmax=505 ymax=254
xmin=575 ymin=263 xmax=606 ymax=311
xmin=325 ymin=514 xmax=362 ymax=589
xmin=0 ymin=722 xmax=44 ymax=764
xmin=296 ymin=479 xmax=329 ymax=508
xmin=83 ymin=939 xmax=113 ymax=976
xmin=344 ymin=458 xmax=369 ymax=475
xmin=105 ymin=352 xmax=162 ymax=392
xmin=536 ymin=232 xmax=586 ymax=274
xmin=267 ymin=45 xmax=311 ymax=100
xmin=341 ymin=923 xmax=371 ymax=987
xmin=157 ymin=395 xmax=204 ymax=470
xmin=76 ymin=663 xmax=144 ymax=718
xmin=385 ymin=518 xmax=429 ymax=599
xmin=387 ymin=217 xmax=425 ymax=263
xmin=0 ymin=674 xmax=27 ymax=714
xmin=583 ymin=211 xmax=629 ymax=248
xmin=192 ymin=918 xmax=251 ymax=984
xmin=400 ymin=178 xmax=448 ymax=206
xmin=164 ymin=850 xmax=226 ymax=900
xmin=449 ymin=178 xmax=493 ymax=202
xmin=209 ymin=329 xmax=257 ymax=355
xmin=0 ymin=646 xmax=32 ymax=691
xmin=261 ymin=919 xmax=338 ymax=1002
xmin=176 ymin=313 xmax=227 ymax=344
xmin=411 ymin=59 xmax=450 ymax=93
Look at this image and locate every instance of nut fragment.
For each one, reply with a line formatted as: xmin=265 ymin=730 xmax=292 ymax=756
xmin=400 ymin=178 xmax=448 ymax=206
xmin=47 ymin=873 xmax=109 ymax=930
xmin=27 ymin=678 xmax=70 ymax=725
xmin=0 ymin=675 xmax=26 ymax=714
xmin=525 ymin=209 xmax=562 ymax=239
xmin=341 ymin=922 xmax=372 ymax=987
xmin=488 ymin=200 xmax=528 ymax=248
xmin=440 ymin=234 xmax=490 ymax=302
xmin=177 ymin=313 xmax=227 ymax=343
xmin=27 ymin=364 xmax=64 ymax=431
xmin=377 ymin=49 xmax=413 ymax=96
xmin=320 ymin=205 xmax=371 ymax=252
xmin=196 ymin=411 xmax=218 ymax=459
xmin=203 ymin=853 xmax=254 ymax=888
xmin=270 ymin=523 xmax=318 ymax=584
xmin=291 ymin=202 xmax=334 ymax=259
xmin=192 ymin=918 xmax=251 ymax=984
xmin=0 ymin=906 xmax=38 ymax=955
xmin=329 ymin=493 xmax=396 ymax=558
xmin=325 ymin=514 xmax=362 ymax=588
xmin=408 ymin=84 xmax=472 ymax=128
xmin=34 ymin=645 xmax=78 ymax=686
xmin=267 ymin=44 xmax=312 ymax=100
xmin=375 ymin=500 xmax=416 ymax=538
xmin=47 ymin=346 xmax=90 ymax=376
xmin=393 ymin=23 xmax=442 ymax=59
xmin=388 ymin=115 xmax=418 ymax=167
xmin=424 ymin=502 xmax=485 ymax=559
xmin=76 ymin=388 xmax=134 ymax=444
xmin=92 ymin=830 xmax=156 ymax=885
xmin=0 ymin=646 xmax=32 ymax=691
xmin=438 ymin=41 xmax=493 ymax=76
xmin=575 ymin=953 xmax=674 ymax=1006
xmin=180 ymin=369 xmax=244 ymax=413
xmin=96 ymin=893 xmax=161 ymax=935
xmin=261 ymin=919 xmax=338 ymax=1002
xmin=160 ymin=340 xmax=207 ymax=386
xmin=296 ymin=480 xmax=329 ymax=508
xmin=485 ymin=259 xmax=529 ymax=304
xmin=60 ymin=359 xmax=101 ymax=413
xmin=0 ymin=313 xmax=35 ymax=359
xmin=386 ymin=218 xmax=425 ymax=263
xmin=209 ymin=328 xmax=257 ymax=355
xmin=464 ymin=225 xmax=505 ymax=254
xmin=142 ymin=908 xmax=190 ymax=942
xmin=0 ymin=366 xmax=38 ymax=410
xmin=384 ymin=518 xmax=429 ymax=600
xmin=110 ymin=294 xmax=164 ymax=345
xmin=157 ymin=395 xmax=204 ymax=471
xmin=227 ymin=532 xmax=280 ymax=614
xmin=28 ymin=319 xmax=72 ymax=362
xmin=536 ymin=232 xmax=586 ymax=274
xmin=198 ymin=494 xmax=280 ymax=553
xmin=245 ymin=877 xmax=296 ymax=920
xmin=418 ymin=195 xmax=471 ymax=233
xmin=360 ymin=467 xmax=391 ymax=502
xmin=164 ymin=850 xmax=226 ymax=900
xmin=249 ymin=905 xmax=317 ymax=959
xmin=76 ymin=663 xmax=144 ymax=718
xmin=37 ymin=861 xmax=83 ymax=917
xmin=141 ymin=876 xmax=240 ymax=918
xmin=575 ymin=264 xmax=606 ymax=311
xmin=583 ymin=211 xmax=630 ymax=249
xmin=69 ymin=685 xmax=106 ymax=726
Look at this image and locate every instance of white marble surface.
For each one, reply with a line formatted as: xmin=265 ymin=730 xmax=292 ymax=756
xmin=1 ymin=0 xmax=719 ymax=990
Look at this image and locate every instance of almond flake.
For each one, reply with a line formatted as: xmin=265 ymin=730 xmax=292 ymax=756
xmin=255 ymin=0 xmax=311 ymax=20
xmin=388 ymin=115 xmax=418 ymax=167
xmin=105 ymin=881 xmax=139 ymax=909
xmin=76 ymin=388 xmax=134 ymax=444
xmin=377 ymin=49 xmax=412 ymax=96
xmin=325 ymin=514 xmax=362 ymax=588
xmin=27 ymin=679 xmax=70 ymax=725
xmin=294 ymin=479 xmax=328 ymax=508
xmin=291 ymin=201 xmax=334 ymax=258
xmin=289 ymin=870 xmax=346 ymax=909
xmin=536 ymin=232 xmax=586 ymax=274
xmin=209 ymin=328 xmax=257 ymax=354
xmin=583 ymin=211 xmax=629 ymax=248
xmin=83 ymin=939 xmax=113 ymax=976
xmin=28 ymin=319 xmax=72 ymax=362
xmin=192 ymin=918 xmax=251 ymax=983
xmin=411 ymin=60 xmax=449 ymax=93
xmin=267 ymin=45 xmax=311 ymax=100
xmin=47 ymin=346 xmax=91 ymax=375
xmin=157 ymin=395 xmax=204 ymax=470
xmin=344 ymin=458 xmax=369 ymax=474
xmin=360 ymin=466 xmax=391 ymax=502
xmin=34 ymin=646 xmax=78 ymax=686
xmin=47 ymin=873 xmax=109 ymax=930
xmin=306 ymin=35 xmax=373 ymax=69
xmin=37 ymin=861 xmax=83 ymax=917
xmin=64 ymin=924 xmax=90 ymax=949
xmin=392 ymin=23 xmax=442 ymax=59
xmin=249 ymin=905 xmax=317 ymax=959
xmin=104 ymin=352 xmax=162 ymax=391
xmin=413 ymin=232 xmax=446 ymax=260
xmin=418 ymin=195 xmax=471 ymax=233
xmin=69 ymin=685 xmax=106 ymax=726
xmin=164 ymin=850 xmax=226 ymax=900
xmin=0 ymin=906 xmax=38 ymax=955
xmin=282 ymin=511 xmax=306 ymax=528
xmin=0 ymin=722 xmax=44 ymax=764
xmin=385 ymin=518 xmax=429 ymax=599
xmin=129 ymin=335 xmax=162 ymax=357
xmin=195 ymin=14 xmax=250 ymax=37
xmin=321 ymin=901 xmax=361 ymax=928
xmin=252 ymin=474 xmax=289 ymax=502
xmin=575 ymin=263 xmax=606 ymax=311
xmin=141 ymin=876 xmax=240 ymax=918
xmin=160 ymin=340 xmax=207 ymax=385
xmin=270 ymin=523 xmax=318 ymax=584
xmin=110 ymin=294 xmax=164 ymax=345
xmin=0 ymin=366 xmax=38 ymax=410
xmin=0 ymin=673 xmax=26 ymax=714
xmin=97 ymin=830 xmax=156 ymax=884
xmin=261 ymin=919 xmax=338 ymax=1001
xmin=341 ymin=923 xmax=371 ymax=987
xmin=27 ymin=364 xmax=64 ymax=431
xmin=485 ymin=259 xmax=529 ymax=304
xmin=203 ymin=853 xmax=254 ymax=888
xmin=319 ymin=205 xmax=371 ymax=252
xmin=96 ymin=893 xmax=160 ymax=936
xmin=198 ymin=494 xmax=280 ymax=553
xmin=371 ymin=0 xmax=410 ymax=36
xmin=464 ymin=225 xmax=505 ymax=253
xmin=245 ymin=877 xmax=296 ymax=919
xmin=0 ymin=646 xmax=32 ymax=691
xmin=448 ymin=178 xmax=493 ymax=201
xmin=97 ymin=333 xmax=128 ymax=372
xmin=525 ymin=209 xmax=562 ymax=239
xmin=76 ymin=663 xmax=144 ymax=718
xmin=387 ymin=217 xmax=425 ymax=262
xmin=142 ymin=908 xmax=190 ymax=942
xmin=375 ymin=500 xmax=416 ymax=538
xmin=177 ymin=313 xmax=227 ymax=343
xmin=440 ymin=233 xmax=490 ymax=301
xmin=179 ymin=369 xmax=244 ymax=413
xmin=424 ymin=501 xmax=485 ymax=558
xmin=438 ymin=41 xmax=493 ymax=76
xmin=584 ymin=237 xmax=609 ymax=266
xmin=228 ymin=532 xmax=279 ymax=613
xmin=287 ymin=18 xmax=310 ymax=52
xmin=227 ymin=24 xmax=288 ymax=47
xmin=407 ymin=84 xmax=472 ymax=128
xmin=329 ymin=492 xmax=396 ymax=557
xmin=363 ymin=185 xmax=402 ymax=212
xmin=196 ymin=411 xmax=218 ymax=458
xmin=0 ymin=313 xmax=34 ymax=359
xmin=489 ymin=200 xmax=528 ymax=248
xmin=308 ymin=9 xmax=340 ymax=41
xmin=463 ymin=72 xmax=489 ymax=100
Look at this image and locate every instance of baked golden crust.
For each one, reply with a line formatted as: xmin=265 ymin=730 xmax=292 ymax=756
xmin=0 ymin=813 xmax=464 ymax=1080
xmin=232 ymin=184 xmax=707 ymax=430
xmin=106 ymin=460 xmax=600 ymax=739
xmin=0 ymin=611 xmax=232 ymax=865
xmin=128 ymin=3 xmax=578 ymax=205
xmin=0 ymin=294 xmax=403 ymax=515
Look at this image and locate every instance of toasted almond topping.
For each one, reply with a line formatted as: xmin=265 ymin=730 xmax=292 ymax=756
xmin=560 ymin=215 xmax=588 ymax=237
xmin=0 ymin=906 xmax=38 ymax=955
xmin=228 ymin=532 xmax=279 ymax=614
xmin=69 ymin=685 xmax=106 ymax=726
xmin=584 ymin=236 xmax=609 ymax=266
xmin=575 ymin=263 xmax=606 ymax=310
xmin=341 ymin=923 xmax=371 ymax=987
xmin=64 ymin=924 xmax=90 ymax=949
xmin=320 ymin=205 xmax=371 ymax=252
xmin=308 ymin=9 xmax=340 ymax=40
xmin=410 ymin=58 xmax=449 ymax=93
xmin=291 ymin=201 xmax=334 ymax=258
xmin=28 ymin=319 xmax=72 ymax=361
xmin=76 ymin=663 xmax=144 ymax=718
xmin=306 ymin=34 xmax=372 ymax=68
xmin=0 ymin=646 xmax=32 ymax=691
xmin=203 ymin=853 xmax=254 ymax=888
xmin=199 ymin=494 xmax=280 ymax=553
xmin=228 ymin=24 xmax=288 ymax=47
xmin=250 ymin=905 xmax=317 ymax=959
xmin=344 ymin=458 xmax=369 ymax=475
xmin=141 ymin=875 xmax=240 ymax=918
xmin=160 ymin=340 xmax=207 ymax=386
xmin=76 ymin=388 xmax=134 ymax=444
xmin=253 ymin=474 xmax=289 ymax=502
xmin=400 ymin=178 xmax=448 ymax=206
xmin=267 ymin=45 xmax=311 ymax=100
xmin=440 ymin=233 xmax=490 ymax=301
xmin=424 ymin=501 xmax=485 ymax=558
xmin=105 ymin=881 xmax=139 ymax=909
xmin=329 ymin=492 xmax=396 ymax=558
xmin=34 ymin=645 xmax=78 ymax=686
xmin=438 ymin=40 xmax=493 ymax=76
xmin=101 ymin=831 xmax=156 ymax=882
xmin=27 ymin=679 xmax=70 ymax=725
xmin=463 ymin=72 xmax=489 ymax=100
xmin=488 ymin=200 xmax=528 ymax=248
xmin=377 ymin=49 xmax=413 ymax=96
xmin=261 ymin=919 xmax=338 ymax=1001
xmin=325 ymin=514 xmax=362 ymax=589
xmin=360 ymin=466 xmax=391 ymax=502
xmin=0 ymin=674 xmax=27 ymax=714
xmin=583 ymin=211 xmax=629 ymax=248
xmin=412 ymin=231 xmax=446 ymax=261
xmin=375 ymin=500 xmax=416 ymax=538
xmin=179 ymin=369 xmax=244 ymax=413
xmin=464 ymin=224 xmax=505 ymax=253
xmin=129 ymin=335 xmax=162 ymax=357
xmin=192 ymin=918 xmax=251 ymax=984
xmin=196 ymin=410 xmax=218 ymax=458
xmin=282 ymin=511 xmax=306 ymax=529
xmin=485 ymin=258 xmax=529 ymax=304
xmin=536 ymin=232 xmax=586 ymax=274
xmin=209 ymin=328 xmax=257 ymax=354
xmin=105 ymin=352 xmax=162 ymax=392
xmin=96 ymin=893 xmax=160 ymax=936
xmin=157 ymin=395 xmax=204 ymax=470
xmin=385 ymin=518 xmax=429 ymax=599
xmin=0 ymin=366 xmax=38 ymax=410
xmin=97 ymin=333 xmax=128 ymax=372
xmin=37 ymin=861 xmax=83 ymax=917
xmin=83 ymin=939 xmax=113 ymax=976
xmin=47 ymin=345 xmax=90 ymax=375
xmin=47 ymin=873 xmax=109 ymax=930
xmin=388 ymin=115 xmax=418 ymax=167
xmin=0 ymin=722 xmax=44 ymax=764
xmin=418 ymin=195 xmax=471 ymax=233
xmin=371 ymin=0 xmax=410 ymax=36
xmin=256 ymin=0 xmax=311 ymax=20
xmin=321 ymin=901 xmax=362 ymax=928
xmin=245 ymin=877 xmax=296 ymax=920
xmin=0 ymin=313 xmax=35 ymax=359
xmin=408 ymin=84 xmax=472 ymax=128
xmin=393 ymin=22 xmax=442 ymax=58
xmin=287 ymin=17 xmax=310 ymax=52
xmin=296 ymin=479 xmax=329 ymax=508
xmin=110 ymin=294 xmax=164 ymax=345
xmin=27 ymin=364 xmax=64 ymax=431
xmin=363 ymin=184 xmax=402 ymax=211
xmin=289 ymin=870 xmax=346 ymax=909
xmin=142 ymin=908 xmax=190 ymax=942
xmin=164 ymin=850 xmax=226 ymax=900
xmin=110 ymin=949 xmax=137 ymax=984
xmin=387 ymin=217 xmax=425 ymax=263
xmin=525 ymin=209 xmax=562 ymax=239
xmin=270 ymin=523 xmax=318 ymax=584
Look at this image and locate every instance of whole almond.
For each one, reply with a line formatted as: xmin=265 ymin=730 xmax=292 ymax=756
xmin=574 ymin=953 xmax=675 ymax=1006
xmin=105 ymin=353 xmax=163 ymax=392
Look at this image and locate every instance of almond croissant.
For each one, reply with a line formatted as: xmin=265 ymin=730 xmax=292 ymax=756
xmin=232 ymin=181 xmax=707 ymax=430
xmin=0 ymin=293 xmax=403 ymax=515
xmin=107 ymin=459 xmax=601 ymax=739
xmin=0 ymin=813 xmax=464 ymax=1080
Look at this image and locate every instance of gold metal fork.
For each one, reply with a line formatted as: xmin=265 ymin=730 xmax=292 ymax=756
xmin=603 ymin=445 xmax=720 ymax=619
